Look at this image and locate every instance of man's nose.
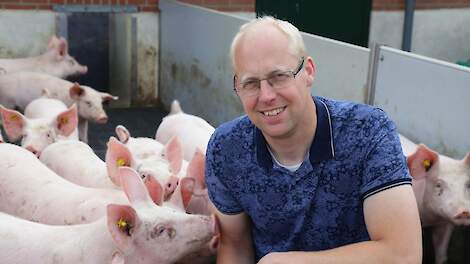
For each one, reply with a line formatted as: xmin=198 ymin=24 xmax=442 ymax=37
xmin=258 ymin=79 xmax=277 ymax=100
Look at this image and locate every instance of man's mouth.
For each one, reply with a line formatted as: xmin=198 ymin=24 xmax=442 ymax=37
xmin=262 ymin=106 xmax=285 ymax=116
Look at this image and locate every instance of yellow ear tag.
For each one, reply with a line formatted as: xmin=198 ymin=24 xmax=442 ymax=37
xmin=423 ymin=159 xmax=431 ymax=171
xmin=10 ymin=115 xmax=19 ymax=121
xmin=117 ymin=218 xmax=132 ymax=236
xmin=117 ymin=158 xmax=126 ymax=167
xmin=60 ymin=117 xmax=69 ymax=125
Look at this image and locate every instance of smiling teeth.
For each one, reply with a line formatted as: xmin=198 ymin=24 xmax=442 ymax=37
xmin=263 ymin=107 xmax=284 ymax=116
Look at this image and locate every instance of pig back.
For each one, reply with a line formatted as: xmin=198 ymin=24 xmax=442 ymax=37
xmin=0 ymin=143 xmax=127 ymax=225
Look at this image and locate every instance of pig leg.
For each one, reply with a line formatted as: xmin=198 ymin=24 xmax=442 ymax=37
xmin=78 ymin=117 xmax=88 ymax=143
xmin=432 ymin=223 xmax=453 ymax=264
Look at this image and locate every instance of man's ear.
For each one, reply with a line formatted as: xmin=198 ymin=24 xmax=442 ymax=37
xmin=304 ymin=56 xmax=316 ymax=86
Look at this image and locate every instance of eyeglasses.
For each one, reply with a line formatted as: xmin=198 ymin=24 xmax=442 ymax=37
xmin=233 ymin=57 xmax=305 ymax=98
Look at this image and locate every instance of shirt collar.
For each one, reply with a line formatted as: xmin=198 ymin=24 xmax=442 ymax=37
xmin=255 ymin=96 xmax=335 ymax=170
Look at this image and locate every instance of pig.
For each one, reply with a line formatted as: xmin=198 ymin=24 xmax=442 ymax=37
xmin=0 ymin=97 xmax=78 ymax=157
xmin=0 ymin=166 xmax=219 ymax=264
xmin=39 ymin=140 xmax=118 ymax=189
xmin=400 ymin=134 xmax=470 ymax=264
xmin=181 ymin=148 xmax=215 ymax=216
xmin=155 ymin=100 xmax=215 ymax=161
xmin=0 ymin=143 xmax=129 ymax=225
xmin=115 ymin=124 xmax=164 ymax=161
xmin=0 ymin=35 xmax=87 ymax=79
xmin=0 ymin=71 xmax=118 ymax=142
xmin=106 ymin=135 xmax=182 ymax=202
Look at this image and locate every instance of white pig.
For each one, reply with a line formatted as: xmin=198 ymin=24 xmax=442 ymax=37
xmin=0 ymin=143 xmax=129 ymax=225
xmin=0 ymin=166 xmax=219 ymax=264
xmin=0 ymin=98 xmax=78 ymax=157
xmin=400 ymin=134 xmax=470 ymax=264
xmin=0 ymin=35 xmax=87 ymax=79
xmin=39 ymin=140 xmax=118 ymax=189
xmin=0 ymin=71 xmax=117 ymax=142
xmin=156 ymin=100 xmax=214 ymax=161
xmin=106 ymin=136 xmax=182 ymax=201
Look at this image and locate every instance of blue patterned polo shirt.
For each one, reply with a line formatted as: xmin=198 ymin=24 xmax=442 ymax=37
xmin=205 ymin=96 xmax=411 ymax=261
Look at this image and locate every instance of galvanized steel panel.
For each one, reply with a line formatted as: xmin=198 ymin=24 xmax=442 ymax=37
xmin=373 ymin=46 xmax=470 ymax=158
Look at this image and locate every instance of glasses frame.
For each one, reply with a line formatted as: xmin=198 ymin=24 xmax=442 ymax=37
xmin=233 ymin=57 xmax=305 ymax=96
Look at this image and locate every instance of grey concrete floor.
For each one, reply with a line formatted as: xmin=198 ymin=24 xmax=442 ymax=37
xmin=88 ymin=106 xmax=168 ymax=160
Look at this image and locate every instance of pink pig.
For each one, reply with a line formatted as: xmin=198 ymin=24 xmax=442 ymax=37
xmin=0 ymin=35 xmax=87 ymax=79
xmin=0 ymin=97 xmax=78 ymax=157
xmin=106 ymin=136 xmax=182 ymax=201
xmin=0 ymin=167 xmax=219 ymax=264
xmin=39 ymin=140 xmax=118 ymax=189
xmin=156 ymin=100 xmax=215 ymax=161
xmin=0 ymin=143 xmax=129 ymax=225
xmin=0 ymin=71 xmax=117 ymax=142
xmin=400 ymin=135 xmax=470 ymax=264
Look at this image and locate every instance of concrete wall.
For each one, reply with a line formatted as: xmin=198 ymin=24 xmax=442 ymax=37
xmin=0 ymin=10 xmax=159 ymax=107
xmin=0 ymin=11 xmax=55 ymax=57
xmin=369 ymin=8 xmax=470 ymax=63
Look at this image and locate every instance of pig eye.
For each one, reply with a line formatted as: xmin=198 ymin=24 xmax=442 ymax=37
xmin=85 ymin=101 xmax=92 ymax=107
xmin=69 ymin=60 xmax=75 ymax=66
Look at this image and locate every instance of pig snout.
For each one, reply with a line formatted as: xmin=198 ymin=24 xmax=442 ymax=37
xmin=209 ymin=214 xmax=220 ymax=253
xmin=80 ymin=65 xmax=88 ymax=75
xmin=454 ymin=211 xmax=470 ymax=221
xmin=25 ymin=146 xmax=41 ymax=158
xmin=164 ymin=175 xmax=180 ymax=201
xmin=96 ymin=115 xmax=108 ymax=124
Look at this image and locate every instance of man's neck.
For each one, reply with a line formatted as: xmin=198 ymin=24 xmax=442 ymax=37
xmin=264 ymin=101 xmax=317 ymax=166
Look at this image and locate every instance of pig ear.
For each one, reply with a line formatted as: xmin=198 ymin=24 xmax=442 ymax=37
xmin=115 ymin=125 xmax=130 ymax=143
xmin=106 ymin=137 xmax=134 ymax=186
xmin=106 ymin=203 xmax=139 ymax=253
xmin=101 ymin=92 xmax=119 ymax=102
xmin=47 ymin=35 xmax=60 ymax=50
xmin=54 ymin=104 xmax=78 ymax=137
xmin=143 ymin=175 xmax=164 ymax=206
xmin=407 ymin=144 xmax=439 ymax=180
xmin=170 ymin=100 xmax=183 ymax=115
xmin=0 ymin=106 xmax=26 ymax=141
xmin=180 ymin=177 xmax=195 ymax=209
xmin=69 ymin=83 xmax=85 ymax=100
xmin=119 ymin=167 xmax=154 ymax=206
xmin=41 ymin=88 xmax=51 ymax=98
xmin=187 ymin=148 xmax=206 ymax=189
xmin=56 ymin=40 xmax=68 ymax=57
xmin=164 ymin=136 xmax=183 ymax=174
xmin=464 ymin=152 xmax=470 ymax=166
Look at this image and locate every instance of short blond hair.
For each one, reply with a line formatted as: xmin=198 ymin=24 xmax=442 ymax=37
xmin=230 ymin=16 xmax=306 ymax=69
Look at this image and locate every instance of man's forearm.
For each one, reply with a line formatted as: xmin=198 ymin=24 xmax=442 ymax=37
xmin=257 ymin=240 xmax=421 ymax=264
xmin=217 ymin=240 xmax=255 ymax=264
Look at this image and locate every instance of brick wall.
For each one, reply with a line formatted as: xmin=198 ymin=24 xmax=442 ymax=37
xmin=1 ymin=0 xmax=470 ymax=12
xmin=373 ymin=0 xmax=470 ymax=11
xmin=0 ymin=0 xmax=159 ymax=12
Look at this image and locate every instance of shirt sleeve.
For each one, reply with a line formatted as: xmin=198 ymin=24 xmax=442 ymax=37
xmin=205 ymin=129 xmax=244 ymax=214
xmin=360 ymin=109 xmax=412 ymax=200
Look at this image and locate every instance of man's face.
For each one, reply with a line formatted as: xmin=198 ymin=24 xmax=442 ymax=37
xmin=233 ymin=24 xmax=315 ymax=140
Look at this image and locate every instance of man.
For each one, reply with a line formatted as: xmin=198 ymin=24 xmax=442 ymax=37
xmin=205 ymin=16 xmax=422 ymax=263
